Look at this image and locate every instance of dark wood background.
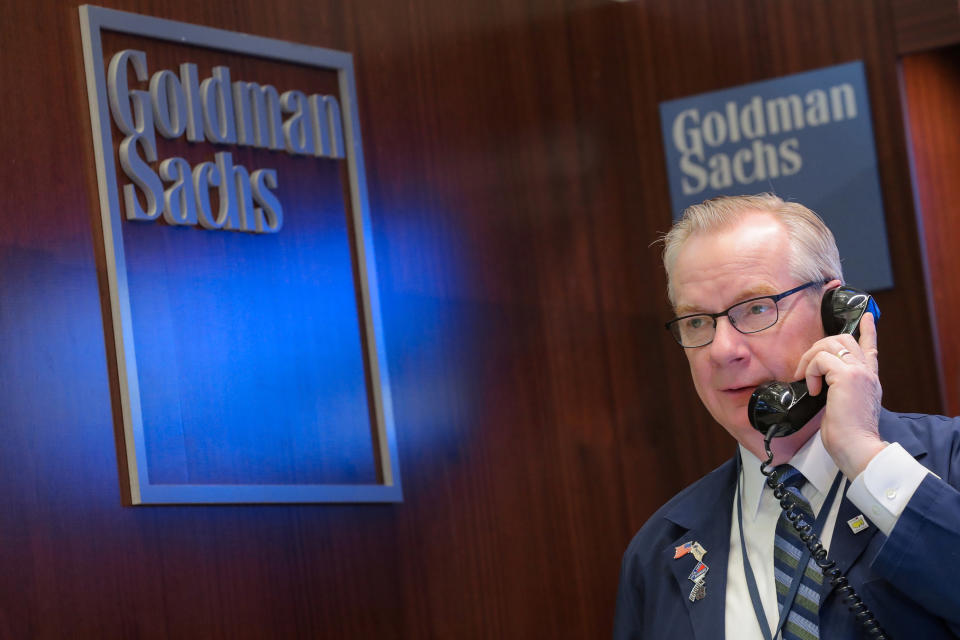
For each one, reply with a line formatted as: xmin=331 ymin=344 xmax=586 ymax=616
xmin=901 ymin=45 xmax=960 ymax=418
xmin=0 ymin=0 xmax=950 ymax=637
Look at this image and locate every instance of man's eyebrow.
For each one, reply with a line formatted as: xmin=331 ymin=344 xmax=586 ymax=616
xmin=673 ymin=303 xmax=702 ymax=316
xmin=674 ymin=286 xmax=778 ymax=316
xmin=735 ymin=285 xmax=778 ymax=301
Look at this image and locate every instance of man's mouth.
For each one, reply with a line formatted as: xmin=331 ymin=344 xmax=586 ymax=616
xmin=723 ymin=385 xmax=757 ymax=395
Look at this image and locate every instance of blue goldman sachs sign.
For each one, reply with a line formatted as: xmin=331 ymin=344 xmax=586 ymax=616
xmin=659 ymin=61 xmax=893 ymax=291
xmin=80 ymin=6 xmax=401 ymax=503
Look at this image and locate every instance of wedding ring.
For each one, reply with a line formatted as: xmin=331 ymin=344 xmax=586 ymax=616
xmin=836 ymin=348 xmax=852 ymax=359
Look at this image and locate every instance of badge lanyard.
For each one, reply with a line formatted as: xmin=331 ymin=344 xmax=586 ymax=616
xmin=735 ymin=452 xmax=845 ymax=640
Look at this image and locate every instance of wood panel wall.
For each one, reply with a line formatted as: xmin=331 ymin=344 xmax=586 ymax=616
xmin=901 ymin=47 xmax=960 ymax=417
xmin=890 ymin=0 xmax=960 ymax=53
xmin=0 ymin=0 xmax=944 ymax=637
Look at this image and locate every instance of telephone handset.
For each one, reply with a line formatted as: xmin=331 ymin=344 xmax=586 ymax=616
xmin=747 ymin=286 xmax=881 ymax=438
xmin=746 ymin=285 xmax=888 ymax=639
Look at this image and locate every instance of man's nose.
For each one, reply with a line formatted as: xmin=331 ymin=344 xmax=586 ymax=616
xmin=708 ymin=316 xmax=749 ymax=363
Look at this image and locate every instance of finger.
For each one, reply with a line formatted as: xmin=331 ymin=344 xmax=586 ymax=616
xmin=794 ymin=340 xmax=827 ymax=380
xmin=794 ymin=343 xmax=826 ymax=380
xmin=859 ymin=312 xmax=879 ymax=375
xmin=833 ymin=333 xmax=863 ymax=362
xmin=803 ymin=351 xmax=839 ymax=396
xmin=793 ymin=335 xmax=856 ymax=379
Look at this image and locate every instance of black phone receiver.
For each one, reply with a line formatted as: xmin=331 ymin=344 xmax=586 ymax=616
xmin=747 ymin=286 xmax=880 ymax=438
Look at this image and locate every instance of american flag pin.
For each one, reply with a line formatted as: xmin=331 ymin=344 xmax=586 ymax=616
xmin=674 ymin=540 xmax=707 ymax=561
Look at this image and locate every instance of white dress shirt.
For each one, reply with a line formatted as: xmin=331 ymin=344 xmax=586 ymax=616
xmin=724 ymin=432 xmax=930 ymax=639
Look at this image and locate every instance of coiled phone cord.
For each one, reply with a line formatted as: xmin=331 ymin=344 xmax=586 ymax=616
xmin=761 ymin=427 xmax=889 ymax=639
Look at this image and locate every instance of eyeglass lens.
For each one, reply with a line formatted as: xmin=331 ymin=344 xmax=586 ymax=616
xmin=672 ymin=297 xmax=779 ymax=347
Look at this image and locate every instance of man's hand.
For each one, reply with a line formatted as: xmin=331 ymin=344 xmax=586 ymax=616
xmin=793 ymin=312 xmax=885 ymax=478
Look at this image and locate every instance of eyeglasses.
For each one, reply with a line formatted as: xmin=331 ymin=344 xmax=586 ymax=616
xmin=665 ymin=280 xmax=827 ymax=348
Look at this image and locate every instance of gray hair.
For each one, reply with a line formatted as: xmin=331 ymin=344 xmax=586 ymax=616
xmin=661 ymin=194 xmax=843 ymax=306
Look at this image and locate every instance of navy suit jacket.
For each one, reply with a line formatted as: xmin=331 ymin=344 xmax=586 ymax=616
xmin=613 ymin=410 xmax=960 ymax=639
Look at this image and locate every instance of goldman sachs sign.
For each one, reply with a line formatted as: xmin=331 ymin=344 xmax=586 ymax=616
xmin=79 ymin=6 xmax=401 ymax=504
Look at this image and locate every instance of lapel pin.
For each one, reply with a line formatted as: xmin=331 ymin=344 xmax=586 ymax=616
xmin=687 ymin=561 xmax=709 ymax=602
xmin=674 ymin=540 xmax=708 ymax=561
xmin=847 ymin=514 xmax=870 ymax=534
xmin=689 ymin=579 xmax=707 ymax=601
xmin=690 ymin=541 xmax=706 ymax=562
xmin=675 ymin=541 xmax=709 ymax=602
xmin=688 ymin=560 xmax=708 ymax=584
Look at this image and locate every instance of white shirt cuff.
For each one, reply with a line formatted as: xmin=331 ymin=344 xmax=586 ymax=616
xmin=846 ymin=442 xmax=931 ymax=537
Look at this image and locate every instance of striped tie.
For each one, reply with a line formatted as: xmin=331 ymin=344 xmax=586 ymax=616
xmin=772 ymin=465 xmax=821 ymax=640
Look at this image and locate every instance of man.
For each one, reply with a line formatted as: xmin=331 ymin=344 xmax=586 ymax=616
xmin=613 ymin=194 xmax=960 ymax=639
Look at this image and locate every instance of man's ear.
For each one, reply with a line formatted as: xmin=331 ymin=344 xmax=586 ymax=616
xmin=824 ymin=278 xmax=843 ymax=290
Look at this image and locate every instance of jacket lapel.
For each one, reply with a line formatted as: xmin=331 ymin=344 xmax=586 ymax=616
xmin=823 ymin=493 xmax=879 ymax=591
xmin=663 ymin=460 xmax=738 ymax=640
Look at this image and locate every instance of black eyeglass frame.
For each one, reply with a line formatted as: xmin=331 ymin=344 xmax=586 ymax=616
xmin=665 ymin=279 xmax=831 ymax=348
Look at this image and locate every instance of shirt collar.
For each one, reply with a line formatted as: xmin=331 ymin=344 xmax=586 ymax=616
xmin=739 ymin=430 xmax=839 ymax=519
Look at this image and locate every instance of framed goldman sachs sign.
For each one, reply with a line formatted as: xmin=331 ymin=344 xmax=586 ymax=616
xmin=79 ymin=5 xmax=401 ymax=503
xmin=659 ymin=61 xmax=894 ymax=292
